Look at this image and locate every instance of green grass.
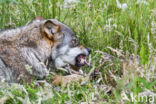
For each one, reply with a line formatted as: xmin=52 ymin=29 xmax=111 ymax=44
xmin=0 ymin=0 xmax=156 ymax=103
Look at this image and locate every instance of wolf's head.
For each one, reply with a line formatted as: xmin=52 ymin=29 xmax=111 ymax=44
xmin=40 ymin=19 xmax=91 ymax=68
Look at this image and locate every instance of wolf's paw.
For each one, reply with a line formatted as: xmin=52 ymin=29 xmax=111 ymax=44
xmin=32 ymin=62 xmax=49 ymax=79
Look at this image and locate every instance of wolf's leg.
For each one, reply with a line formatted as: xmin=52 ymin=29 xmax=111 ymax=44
xmin=21 ymin=48 xmax=49 ymax=78
xmin=0 ymin=58 xmax=14 ymax=82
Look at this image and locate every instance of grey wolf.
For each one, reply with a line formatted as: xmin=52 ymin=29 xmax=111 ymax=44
xmin=0 ymin=17 xmax=91 ymax=83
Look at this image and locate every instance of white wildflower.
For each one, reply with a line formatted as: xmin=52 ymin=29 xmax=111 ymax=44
xmin=104 ymin=18 xmax=117 ymax=32
xmin=116 ymin=0 xmax=128 ymax=11
xmin=64 ymin=0 xmax=79 ymax=8
xmin=136 ymin=0 xmax=149 ymax=5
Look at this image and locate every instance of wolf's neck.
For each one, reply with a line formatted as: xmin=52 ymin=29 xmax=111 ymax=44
xmin=0 ymin=27 xmax=24 ymax=41
xmin=0 ymin=23 xmax=37 ymax=42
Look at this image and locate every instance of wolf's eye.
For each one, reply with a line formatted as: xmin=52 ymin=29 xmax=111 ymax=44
xmin=71 ymin=38 xmax=79 ymax=47
xmin=72 ymin=40 xmax=75 ymax=45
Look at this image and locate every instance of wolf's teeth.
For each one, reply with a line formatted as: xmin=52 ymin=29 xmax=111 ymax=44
xmin=80 ymin=58 xmax=85 ymax=64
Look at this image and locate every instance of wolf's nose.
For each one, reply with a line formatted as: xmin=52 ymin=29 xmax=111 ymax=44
xmin=87 ymin=48 xmax=91 ymax=54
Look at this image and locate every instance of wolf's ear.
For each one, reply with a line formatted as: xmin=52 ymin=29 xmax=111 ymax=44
xmin=42 ymin=20 xmax=60 ymax=39
xmin=42 ymin=20 xmax=60 ymax=46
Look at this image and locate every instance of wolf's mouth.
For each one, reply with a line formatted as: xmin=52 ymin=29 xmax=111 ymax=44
xmin=75 ymin=54 xmax=90 ymax=67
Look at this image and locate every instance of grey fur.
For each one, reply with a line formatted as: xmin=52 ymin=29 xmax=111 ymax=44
xmin=0 ymin=18 xmax=89 ymax=83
